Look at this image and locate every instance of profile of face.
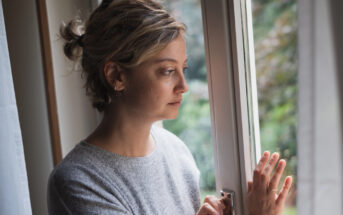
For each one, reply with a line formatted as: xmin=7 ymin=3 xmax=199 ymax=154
xmin=108 ymin=34 xmax=189 ymax=122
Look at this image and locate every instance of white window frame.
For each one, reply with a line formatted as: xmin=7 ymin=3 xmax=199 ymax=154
xmin=201 ymin=0 xmax=261 ymax=214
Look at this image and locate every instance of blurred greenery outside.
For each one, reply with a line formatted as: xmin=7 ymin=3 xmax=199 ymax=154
xmin=161 ymin=0 xmax=297 ymax=213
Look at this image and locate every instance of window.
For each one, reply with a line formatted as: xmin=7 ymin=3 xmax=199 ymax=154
xmin=200 ymin=0 xmax=297 ymax=214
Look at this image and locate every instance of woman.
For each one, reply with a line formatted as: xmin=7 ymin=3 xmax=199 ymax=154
xmin=47 ymin=0 xmax=292 ymax=214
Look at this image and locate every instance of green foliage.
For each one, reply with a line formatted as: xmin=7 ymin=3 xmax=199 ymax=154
xmin=284 ymin=206 xmax=297 ymax=215
xmin=253 ymin=0 xmax=298 ymax=208
xmin=253 ymin=0 xmax=297 ymax=180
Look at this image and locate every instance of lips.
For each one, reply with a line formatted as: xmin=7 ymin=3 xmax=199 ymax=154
xmin=168 ymin=100 xmax=182 ymax=104
xmin=168 ymin=100 xmax=182 ymax=106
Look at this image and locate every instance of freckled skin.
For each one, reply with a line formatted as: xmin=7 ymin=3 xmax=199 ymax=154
xmin=122 ymin=34 xmax=189 ymax=121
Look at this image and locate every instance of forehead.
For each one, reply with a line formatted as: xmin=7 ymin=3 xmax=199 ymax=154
xmin=151 ymin=34 xmax=187 ymax=62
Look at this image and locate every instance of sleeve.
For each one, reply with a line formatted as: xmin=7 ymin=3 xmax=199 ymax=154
xmin=47 ymin=166 xmax=130 ymax=215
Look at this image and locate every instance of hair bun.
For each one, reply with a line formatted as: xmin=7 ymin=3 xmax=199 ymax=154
xmin=77 ymin=34 xmax=84 ymax=47
xmin=60 ymin=19 xmax=84 ymax=60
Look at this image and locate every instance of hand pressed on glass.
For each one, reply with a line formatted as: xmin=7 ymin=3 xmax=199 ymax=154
xmin=246 ymin=151 xmax=292 ymax=215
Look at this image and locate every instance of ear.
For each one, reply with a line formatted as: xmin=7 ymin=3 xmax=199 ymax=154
xmin=103 ymin=61 xmax=127 ymax=91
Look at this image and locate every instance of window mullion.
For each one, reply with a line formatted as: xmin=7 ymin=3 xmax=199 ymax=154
xmin=201 ymin=0 xmax=258 ymax=214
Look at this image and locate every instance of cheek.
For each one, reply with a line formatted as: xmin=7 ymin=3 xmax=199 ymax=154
xmin=126 ymin=79 xmax=171 ymax=109
xmin=146 ymin=83 xmax=170 ymax=106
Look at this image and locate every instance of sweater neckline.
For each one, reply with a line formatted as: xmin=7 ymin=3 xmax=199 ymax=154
xmin=79 ymin=126 xmax=160 ymax=162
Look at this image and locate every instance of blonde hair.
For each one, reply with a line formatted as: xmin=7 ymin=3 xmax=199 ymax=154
xmin=60 ymin=0 xmax=186 ymax=112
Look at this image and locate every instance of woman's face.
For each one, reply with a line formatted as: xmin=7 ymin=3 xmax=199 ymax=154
xmin=123 ymin=34 xmax=188 ymax=121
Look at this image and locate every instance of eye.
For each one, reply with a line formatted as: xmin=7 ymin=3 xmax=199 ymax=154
xmin=183 ymin=67 xmax=189 ymax=74
xmin=162 ymin=68 xmax=175 ymax=75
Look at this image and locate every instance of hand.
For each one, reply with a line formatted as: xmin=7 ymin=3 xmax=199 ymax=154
xmin=246 ymin=151 xmax=292 ymax=215
xmin=197 ymin=195 xmax=226 ymax=215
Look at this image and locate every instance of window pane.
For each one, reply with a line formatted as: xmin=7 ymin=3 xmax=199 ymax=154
xmin=161 ymin=0 xmax=216 ymax=202
xmin=248 ymin=0 xmax=298 ymax=214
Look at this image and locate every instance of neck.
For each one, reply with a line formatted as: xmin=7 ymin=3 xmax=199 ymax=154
xmin=85 ymin=104 xmax=156 ymax=157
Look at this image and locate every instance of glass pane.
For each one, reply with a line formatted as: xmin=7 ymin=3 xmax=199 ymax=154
xmin=161 ymin=0 xmax=216 ymax=202
xmin=247 ymin=0 xmax=298 ymax=214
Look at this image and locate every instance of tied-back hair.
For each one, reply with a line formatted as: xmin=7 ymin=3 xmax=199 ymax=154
xmin=60 ymin=0 xmax=186 ymax=113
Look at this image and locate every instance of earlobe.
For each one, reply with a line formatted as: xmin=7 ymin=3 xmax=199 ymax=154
xmin=103 ymin=61 xmax=126 ymax=91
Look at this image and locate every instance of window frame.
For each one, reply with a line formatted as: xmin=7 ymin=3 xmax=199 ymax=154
xmin=201 ymin=0 xmax=261 ymax=214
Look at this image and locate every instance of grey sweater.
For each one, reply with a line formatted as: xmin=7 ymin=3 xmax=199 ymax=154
xmin=47 ymin=126 xmax=201 ymax=215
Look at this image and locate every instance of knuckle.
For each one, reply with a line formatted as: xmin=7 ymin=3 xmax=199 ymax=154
xmin=253 ymin=169 xmax=261 ymax=176
xmin=261 ymin=173 xmax=268 ymax=181
xmin=284 ymin=183 xmax=290 ymax=190
xmin=203 ymin=202 xmax=211 ymax=208
xmin=276 ymin=166 xmax=283 ymax=173
xmin=204 ymin=195 xmax=212 ymax=201
xmin=264 ymin=166 xmax=270 ymax=173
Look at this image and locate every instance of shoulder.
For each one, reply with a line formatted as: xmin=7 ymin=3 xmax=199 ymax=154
xmin=47 ymin=142 xmax=114 ymax=202
xmin=48 ymin=146 xmax=98 ymax=199
xmin=47 ymin=144 xmax=130 ymax=214
xmin=49 ymin=143 xmax=94 ymax=182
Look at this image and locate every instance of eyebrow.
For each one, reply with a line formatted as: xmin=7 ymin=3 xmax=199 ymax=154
xmin=153 ymin=58 xmax=188 ymax=64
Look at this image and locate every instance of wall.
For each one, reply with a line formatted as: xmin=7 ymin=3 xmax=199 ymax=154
xmin=3 ymin=0 xmax=100 ymax=214
xmin=45 ymin=0 xmax=99 ymax=156
xmin=2 ymin=0 xmax=53 ymax=214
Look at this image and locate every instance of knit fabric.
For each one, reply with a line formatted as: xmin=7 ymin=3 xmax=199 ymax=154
xmin=47 ymin=125 xmax=201 ymax=215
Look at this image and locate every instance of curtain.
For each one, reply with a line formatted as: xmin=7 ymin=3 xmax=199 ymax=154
xmin=330 ymin=0 xmax=343 ymax=213
xmin=0 ymin=1 xmax=32 ymax=214
xmin=298 ymin=0 xmax=343 ymax=214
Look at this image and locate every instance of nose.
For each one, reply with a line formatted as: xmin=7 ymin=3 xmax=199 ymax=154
xmin=175 ymin=71 xmax=189 ymax=94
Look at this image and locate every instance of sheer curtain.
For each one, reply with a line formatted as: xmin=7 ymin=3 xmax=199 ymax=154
xmin=0 ymin=1 xmax=32 ymax=214
xmin=330 ymin=1 xmax=343 ymax=213
xmin=298 ymin=0 xmax=343 ymax=214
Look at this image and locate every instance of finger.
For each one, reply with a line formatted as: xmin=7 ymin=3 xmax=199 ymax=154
xmin=197 ymin=202 xmax=220 ymax=215
xmin=253 ymin=151 xmax=270 ymax=187
xmin=261 ymin=152 xmax=279 ymax=186
xmin=268 ymin=159 xmax=286 ymax=192
xmin=204 ymin=195 xmax=225 ymax=211
xmin=247 ymin=181 xmax=253 ymax=193
xmin=263 ymin=152 xmax=279 ymax=178
xmin=276 ymin=176 xmax=292 ymax=205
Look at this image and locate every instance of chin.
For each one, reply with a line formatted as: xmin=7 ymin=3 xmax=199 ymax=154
xmin=162 ymin=112 xmax=179 ymax=120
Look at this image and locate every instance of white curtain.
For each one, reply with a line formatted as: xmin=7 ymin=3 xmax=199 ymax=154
xmin=0 ymin=1 xmax=32 ymax=214
xmin=298 ymin=0 xmax=343 ymax=214
xmin=330 ymin=1 xmax=343 ymax=213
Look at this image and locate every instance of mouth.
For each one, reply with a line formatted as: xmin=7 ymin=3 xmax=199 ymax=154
xmin=168 ymin=100 xmax=182 ymax=106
